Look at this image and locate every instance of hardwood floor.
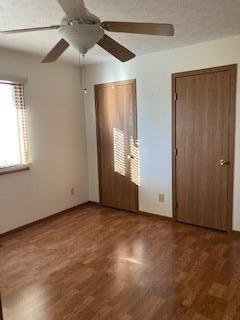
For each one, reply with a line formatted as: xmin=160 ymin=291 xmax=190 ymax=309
xmin=1 ymin=203 xmax=240 ymax=320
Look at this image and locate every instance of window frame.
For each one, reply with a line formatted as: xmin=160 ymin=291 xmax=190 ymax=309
xmin=0 ymin=76 xmax=30 ymax=175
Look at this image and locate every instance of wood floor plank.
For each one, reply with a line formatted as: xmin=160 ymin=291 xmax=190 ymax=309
xmin=1 ymin=204 xmax=240 ymax=319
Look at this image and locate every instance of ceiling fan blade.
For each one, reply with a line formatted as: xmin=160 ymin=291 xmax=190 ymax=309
xmin=0 ymin=25 xmax=60 ymax=34
xmin=97 ymin=34 xmax=135 ymax=62
xmin=57 ymin=0 xmax=99 ymax=22
xmin=101 ymin=22 xmax=174 ymax=36
xmin=42 ymin=39 xmax=69 ymax=63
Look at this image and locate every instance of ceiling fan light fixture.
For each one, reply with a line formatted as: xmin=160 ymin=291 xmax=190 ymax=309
xmin=59 ymin=20 xmax=104 ymax=54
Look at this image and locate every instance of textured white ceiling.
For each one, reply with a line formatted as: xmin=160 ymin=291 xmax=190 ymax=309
xmin=0 ymin=0 xmax=240 ymax=65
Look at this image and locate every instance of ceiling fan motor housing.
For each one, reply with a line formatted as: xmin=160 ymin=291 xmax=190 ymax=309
xmin=59 ymin=19 xmax=104 ymax=54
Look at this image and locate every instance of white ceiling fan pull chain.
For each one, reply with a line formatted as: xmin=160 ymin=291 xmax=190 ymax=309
xmin=82 ymin=54 xmax=87 ymax=95
xmin=78 ymin=52 xmax=87 ymax=95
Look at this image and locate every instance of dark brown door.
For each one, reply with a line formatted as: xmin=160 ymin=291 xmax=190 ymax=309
xmin=173 ymin=65 xmax=236 ymax=231
xmin=95 ymin=80 xmax=138 ymax=212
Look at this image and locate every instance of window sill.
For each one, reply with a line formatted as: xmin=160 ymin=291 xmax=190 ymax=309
xmin=0 ymin=164 xmax=30 ymax=176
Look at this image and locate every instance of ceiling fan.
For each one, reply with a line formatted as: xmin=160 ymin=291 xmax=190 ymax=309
xmin=0 ymin=0 xmax=174 ymax=63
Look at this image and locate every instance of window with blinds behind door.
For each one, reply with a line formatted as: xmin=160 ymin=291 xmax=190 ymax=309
xmin=0 ymin=81 xmax=29 ymax=170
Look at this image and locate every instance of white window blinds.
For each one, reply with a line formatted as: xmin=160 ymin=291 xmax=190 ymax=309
xmin=0 ymin=81 xmax=29 ymax=168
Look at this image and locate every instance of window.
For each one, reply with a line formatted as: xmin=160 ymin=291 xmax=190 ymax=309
xmin=0 ymin=81 xmax=29 ymax=172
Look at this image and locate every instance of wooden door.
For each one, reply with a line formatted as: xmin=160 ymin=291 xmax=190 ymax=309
xmin=172 ymin=65 xmax=236 ymax=231
xmin=95 ymin=80 xmax=138 ymax=212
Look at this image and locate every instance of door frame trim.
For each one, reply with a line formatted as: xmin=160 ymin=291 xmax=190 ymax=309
xmin=172 ymin=64 xmax=237 ymax=232
xmin=94 ymin=79 xmax=139 ymax=212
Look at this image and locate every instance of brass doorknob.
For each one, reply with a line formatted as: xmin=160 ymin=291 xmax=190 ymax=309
xmin=220 ymin=160 xmax=229 ymax=166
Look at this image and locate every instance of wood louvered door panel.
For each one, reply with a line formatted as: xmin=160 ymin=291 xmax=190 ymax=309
xmin=95 ymin=80 xmax=138 ymax=212
xmin=174 ymin=66 xmax=236 ymax=231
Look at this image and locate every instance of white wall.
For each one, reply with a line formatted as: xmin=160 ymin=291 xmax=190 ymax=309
xmin=0 ymin=48 xmax=89 ymax=234
xmin=84 ymin=34 xmax=240 ymax=231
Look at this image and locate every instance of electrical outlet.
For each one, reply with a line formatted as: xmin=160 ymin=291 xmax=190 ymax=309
xmin=159 ymin=194 xmax=165 ymax=203
xmin=71 ymin=187 xmax=75 ymax=196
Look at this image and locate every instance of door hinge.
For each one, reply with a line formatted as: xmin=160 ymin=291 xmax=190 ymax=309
xmin=175 ymin=148 xmax=178 ymax=156
xmin=174 ymin=92 xmax=178 ymax=101
xmin=175 ymin=201 xmax=178 ymax=209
